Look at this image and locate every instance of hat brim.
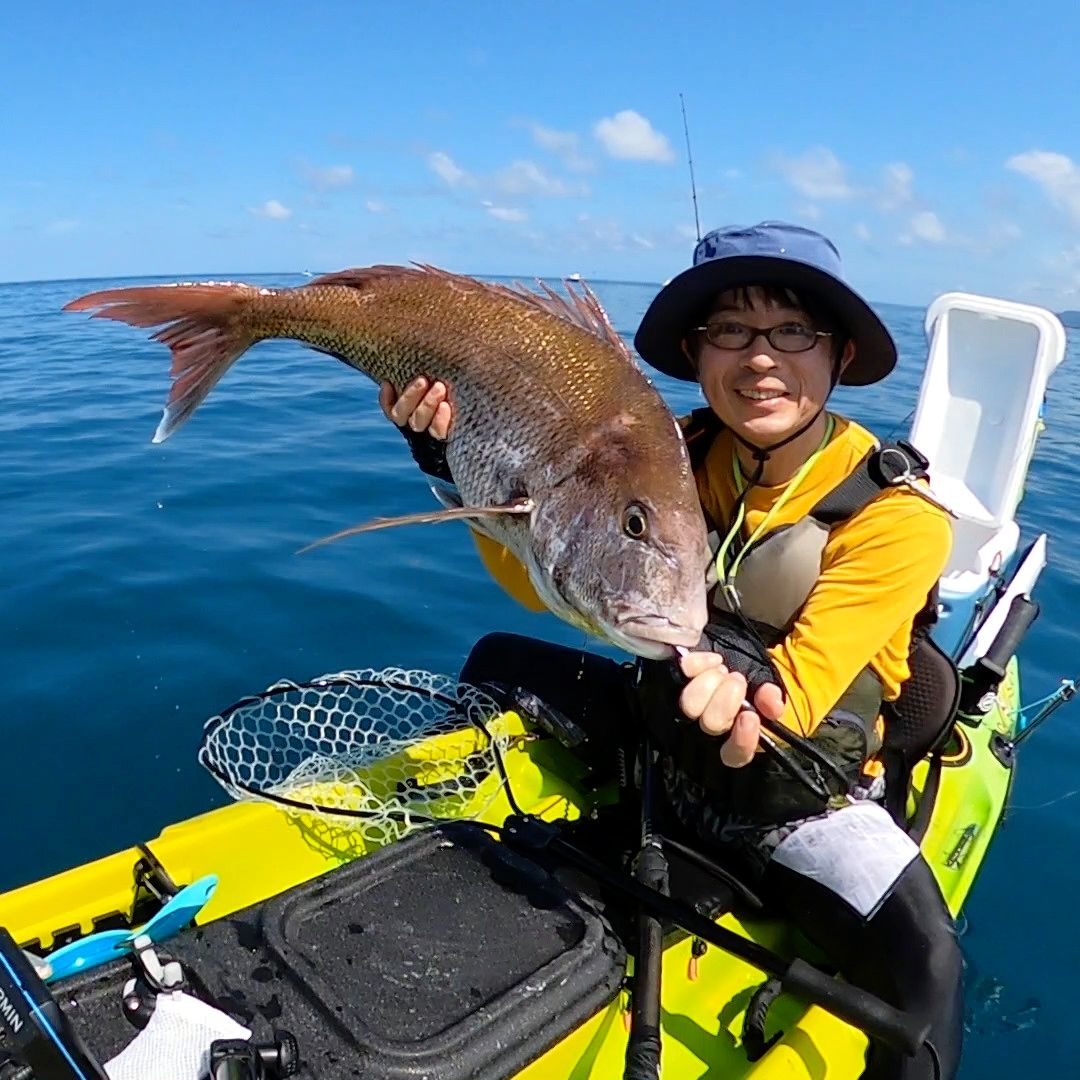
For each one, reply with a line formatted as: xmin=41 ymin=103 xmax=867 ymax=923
xmin=633 ymin=254 xmax=896 ymax=386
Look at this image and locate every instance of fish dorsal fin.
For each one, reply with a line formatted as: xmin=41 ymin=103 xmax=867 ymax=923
xmin=308 ymin=264 xmax=631 ymax=361
xmin=447 ymin=267 xmax=631 ymax=360
xmin=306 ymin=265 xmax=418 ymax=290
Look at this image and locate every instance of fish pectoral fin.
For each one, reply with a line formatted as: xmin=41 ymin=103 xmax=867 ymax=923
xmin=297 ymin=498 xmax=535 ymax=553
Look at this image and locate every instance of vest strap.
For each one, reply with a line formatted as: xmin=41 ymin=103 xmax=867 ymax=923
xmin=809 ymin=440 xmax=929 ymax=526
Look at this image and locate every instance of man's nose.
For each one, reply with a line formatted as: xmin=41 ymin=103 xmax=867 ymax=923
xmin=744 ymin=348 xmax=779 ymax=370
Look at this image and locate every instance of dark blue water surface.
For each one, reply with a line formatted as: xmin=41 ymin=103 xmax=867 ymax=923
xmin=3 ymin=275 xmax=1079 ymax=1076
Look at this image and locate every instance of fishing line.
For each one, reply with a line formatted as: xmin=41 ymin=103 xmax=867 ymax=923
xmin=679 ymin=93 xmax=701 ymax=243
xmin=197 ymin=665 xmax=932 ymax=1059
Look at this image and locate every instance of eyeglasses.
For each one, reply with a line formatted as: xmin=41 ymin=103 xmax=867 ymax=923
xmin=691 ymin=320 xmax=832 ymax=354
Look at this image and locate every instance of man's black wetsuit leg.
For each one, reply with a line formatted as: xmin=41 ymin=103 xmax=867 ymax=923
xmin=765 ymin=854 xmax=964 ymax=1080
xmin=460 ymin=632 xmax=632 ymax=751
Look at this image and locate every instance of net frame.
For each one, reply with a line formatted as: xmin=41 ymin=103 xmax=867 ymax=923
xmin=197 ymin=668 xmax=518 ymax=846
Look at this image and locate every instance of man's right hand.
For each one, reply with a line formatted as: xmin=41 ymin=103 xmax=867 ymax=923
xmin=380 ymin=377 xmax=453 ymax=439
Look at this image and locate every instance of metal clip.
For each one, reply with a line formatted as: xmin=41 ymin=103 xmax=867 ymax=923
xmin=719 ymin=580 xmax=742 ymax=610
xmin=878 ymin=449 xmax=957 ymax=517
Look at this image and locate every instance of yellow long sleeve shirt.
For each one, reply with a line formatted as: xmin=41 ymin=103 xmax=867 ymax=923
xmin=470 ymin=412 xmax=953 ymax=739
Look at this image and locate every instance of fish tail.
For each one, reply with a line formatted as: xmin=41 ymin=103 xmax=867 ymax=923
xmin=63 ymin=282 xmax=270 ymax=442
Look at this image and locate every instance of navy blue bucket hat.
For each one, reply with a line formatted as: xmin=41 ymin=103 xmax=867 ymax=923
xmin=634 ymin=222 xmax=897 ymax=386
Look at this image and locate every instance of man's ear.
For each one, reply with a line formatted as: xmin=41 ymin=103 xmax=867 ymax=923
xmin=837 ymin=338 xmax=856 ymax=378
xmin=681 ymin=337 xmax=699 ymax=372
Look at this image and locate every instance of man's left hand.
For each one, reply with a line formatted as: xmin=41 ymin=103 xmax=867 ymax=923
xmin=677 ymin=652 xmax=786 ymax=767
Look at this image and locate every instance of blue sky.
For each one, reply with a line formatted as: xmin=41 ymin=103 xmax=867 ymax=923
xmin=5 ymin=1 xmax=1080 ymax=307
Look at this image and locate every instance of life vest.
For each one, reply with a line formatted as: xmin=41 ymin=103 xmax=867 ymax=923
xmin=639 ymin=409 xmax=959 ymax=829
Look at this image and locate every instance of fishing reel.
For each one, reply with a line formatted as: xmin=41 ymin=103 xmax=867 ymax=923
xmin=207 ymin=1031 xmax=299 ymax=1080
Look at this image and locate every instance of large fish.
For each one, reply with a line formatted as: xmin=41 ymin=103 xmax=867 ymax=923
xmin=64 ymin=266 xmax=710 ymax=658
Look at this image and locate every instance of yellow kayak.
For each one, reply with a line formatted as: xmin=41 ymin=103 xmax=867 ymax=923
xmin=0 ymin=658 xmax=1020 ymax=1080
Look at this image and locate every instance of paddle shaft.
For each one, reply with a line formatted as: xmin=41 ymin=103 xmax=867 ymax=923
xmin=623 ymin=741 xmax=666 ymax=1080
xmin=498 ymin=821 xmax=930 ymax=1057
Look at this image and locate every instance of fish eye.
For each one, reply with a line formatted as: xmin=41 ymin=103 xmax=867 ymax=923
xmin=622 ymin=504 xmax=649 ymax=540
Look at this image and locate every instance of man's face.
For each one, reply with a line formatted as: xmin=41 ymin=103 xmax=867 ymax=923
xmin=688 ymin=286 xmax=852 ymax=448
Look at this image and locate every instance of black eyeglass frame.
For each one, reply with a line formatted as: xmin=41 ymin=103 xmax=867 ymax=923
xmin=689 ymin=321 xmax=833 ymax=354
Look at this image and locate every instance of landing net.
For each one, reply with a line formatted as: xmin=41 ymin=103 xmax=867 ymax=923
xmin=197 ymin=668 xmax=513 ymax=847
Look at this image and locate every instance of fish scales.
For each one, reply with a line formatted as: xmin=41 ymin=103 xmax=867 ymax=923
xmin=64 ymin=265 xmax=710 ymax=657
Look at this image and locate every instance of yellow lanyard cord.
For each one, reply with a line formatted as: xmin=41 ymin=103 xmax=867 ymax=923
xmin=714 ymin=415 xmax=836 ymax=603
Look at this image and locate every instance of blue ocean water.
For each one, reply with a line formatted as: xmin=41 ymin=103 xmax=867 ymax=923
xmin=2 ymin=274 xmax=1079 ymax=1076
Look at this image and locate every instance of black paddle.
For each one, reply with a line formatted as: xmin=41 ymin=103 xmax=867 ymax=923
xmin=498 ymin=814 xmax=931 ymax=1059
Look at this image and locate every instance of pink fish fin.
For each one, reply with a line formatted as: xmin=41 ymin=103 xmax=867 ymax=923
xmin=401 ymin=263 xmax=632 ymax=359
xmin=503 ymin=277 xmax=630 ymax=360
xmin=305 ymin=265 xmax=422 ymax=290
xmin=297 ymin=497 xmax=535 ymax=554
xmin=63 ymin=283 xmax=263 ymax=442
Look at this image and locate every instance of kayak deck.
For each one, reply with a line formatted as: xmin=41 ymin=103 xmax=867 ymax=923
xmin=0 ymin=660 xmax=1018 ymax=1079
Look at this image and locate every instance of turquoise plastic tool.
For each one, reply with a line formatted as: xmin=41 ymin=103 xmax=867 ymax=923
xmin=44 ymin=875 xmax=217 ymax=983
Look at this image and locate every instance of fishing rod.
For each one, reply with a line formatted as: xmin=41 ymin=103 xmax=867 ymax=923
xmin=479 ymin=681 xmax=928 ymax=1060
xmin=679 ymin=93 xmax=701 ymax=243
xmin=623 ymin=737 xmax=667 ymax=1080
xmin=1012 ymin=677 xmax=1079 ymax=747
xmin=495 ymin=813 xmax=930 ymax=1057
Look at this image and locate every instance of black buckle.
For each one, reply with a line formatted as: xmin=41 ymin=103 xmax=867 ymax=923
xmin=897 ymin=438 xmax=930 ymax=473
xmin=872 ymin=441 xmax=929 ymax=485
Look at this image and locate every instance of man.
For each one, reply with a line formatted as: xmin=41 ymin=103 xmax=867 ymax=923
xmin=381 ymin=222 xmax=963 ymax=1079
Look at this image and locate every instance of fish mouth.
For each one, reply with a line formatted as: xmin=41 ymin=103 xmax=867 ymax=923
xmin=612 ymin=613 xmax=704 ymax=659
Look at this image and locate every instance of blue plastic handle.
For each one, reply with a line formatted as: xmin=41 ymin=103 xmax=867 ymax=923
xmin=138 ymin=876 xmax=217 ymax=944
xmin=45 ymin=930 xmax=131 ymax=982
xmin=44 ymin=874 xmax=218 ymax=984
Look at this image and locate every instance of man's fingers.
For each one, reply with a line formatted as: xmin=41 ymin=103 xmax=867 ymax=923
xmin=430 ymin=399 xmax=453 ymax=440
xmin=720 ymin=709 xmax=760 ymax=767
xmin=753 ymin=681 xmax=786 ymax=722
xmin=698 ymin=671 xmax=748 ymax=736
xmin=678 ymin=651 xmax=728 ymax=679
xmin=679 ymin=667 xmax=729 ymax=724
xmin=388 ymin=377 xmax=430 ymax=426
xmin=408 ymin=381 xmax=447 ymax=432
xmin=384 ymin=377 xmax=452 ymax=438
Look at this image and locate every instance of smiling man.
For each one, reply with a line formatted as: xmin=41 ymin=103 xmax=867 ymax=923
xmin=384 ymin=222 xmax=962 ymax=1079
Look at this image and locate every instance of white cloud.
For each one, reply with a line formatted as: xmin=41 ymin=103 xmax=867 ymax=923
xmin=911 ymin=210 xmax=946 ymax=243
xmin=593 ymin=110 xmax=675 ymax=163
xmin=774 ymin=147 xmax=855 ymax=200
xmin=879 ymin=162 xmax=914 ymax=210
xmin=528 ymin=123 xmax=593 ymax=172
xmin=899 ymin=211 xmax=946 ymax=246
xmin=250 ymin=199 xmax=291 ymax=220
xmin=723 ymin=167 xmax=743 ymax=180
xmin=1006 ymin=150 xmax=1080 ymax=225
xmin=302 ymin=163 xmax=354 ymax=191
xmin=365 ymin=199 xmax=387 ymax=213
xmin=775 ymin=151 xmax=918 ymax=210
xmin=44 ymin=218 xmax=78 ymax=235
xmin=426 ymin=150 xmax=587 ymax=203
xmin=676 ymin=223 xmax=699 ymax=241
xmin=854 ymin=222 xmax=872 ymax=242
xmin=482 ymin=200 xmax=527 ymax=222
xmin=494 ymin=159 xmax=586 ymax=197
xmin=631 ymin=233 xmax=655 ymax=249
xmin=795 ymin=203 xmax=822 ymax=221
xmin=428 ymin=151 xmax=469 ymax=187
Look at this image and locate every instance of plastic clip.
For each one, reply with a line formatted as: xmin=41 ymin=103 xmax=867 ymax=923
xmin=130 ymin=934 xmax=184 ymax=993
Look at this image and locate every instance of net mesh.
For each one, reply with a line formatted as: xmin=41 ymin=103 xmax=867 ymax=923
xmin=197 ymin=668 xmax=515 ymax=848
